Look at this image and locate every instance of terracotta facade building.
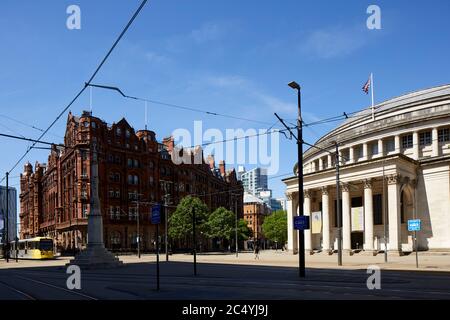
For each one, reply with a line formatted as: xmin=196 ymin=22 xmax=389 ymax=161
xmin=19 ymin=111 xmax=243 ymax=252
xmin=243 ymin=193 xmax=271 ymax=246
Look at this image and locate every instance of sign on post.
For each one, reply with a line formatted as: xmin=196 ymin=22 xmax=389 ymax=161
xmin=151 ymin=204 xmax=161 ymax=224
xmin=294 ymin=216 xmax=310 ymax=230
xmin=408 ymin=219 xmax=421 ymax=232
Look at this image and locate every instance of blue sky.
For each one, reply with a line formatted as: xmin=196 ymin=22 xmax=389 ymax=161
xmin=0 ymin=0 xmax=449 ymax=202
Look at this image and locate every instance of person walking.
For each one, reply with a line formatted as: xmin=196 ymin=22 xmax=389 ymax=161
xmin=254 ymin=243 xmax=260 ymax=260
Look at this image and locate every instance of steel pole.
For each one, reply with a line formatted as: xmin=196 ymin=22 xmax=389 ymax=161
xmin=165 ymin=195 xmax=169 ymax=261
xmin=297 ymin=88 xmax=305 ymax=278
xmin=137 ymin=199 xmax=140 ymax=258
xmin=193 ymin=206 xmax=197 ymax=276
xmin=335 ymin=143 xmax=342 ymax=266
xmin=235 ymin=195 xmax=238 ymax=257
xmin=5 ymin=172 xmax=9 ymax=263
xmin=383 ymin=160 xmax=388 ymax=262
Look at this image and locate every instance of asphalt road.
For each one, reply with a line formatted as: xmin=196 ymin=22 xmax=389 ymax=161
xmin=0 ymin=260 xmax=449 ymax=300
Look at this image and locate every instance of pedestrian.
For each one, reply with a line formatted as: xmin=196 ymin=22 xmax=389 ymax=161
xmin=254 ymin=244 xmax=260 ymax=260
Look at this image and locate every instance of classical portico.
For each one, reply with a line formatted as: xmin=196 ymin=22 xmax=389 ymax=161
xmin=285 ymin=154 xmax=418 ymax=256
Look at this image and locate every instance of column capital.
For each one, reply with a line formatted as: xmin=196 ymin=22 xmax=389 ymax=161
xmin=363 ymin=178 xmax=373 ymax=189
xmin=340 ymin=183 xmax=350 ymax=192
xmin=303 ymin=189 xmax=311 ymax=198
xmin=321 ymin=186 xmax=329 ymax=195
xmin=387 ymin=173 xmax=401 ymax=185
xmin=285 ymin=192 xmax=294 ymax=201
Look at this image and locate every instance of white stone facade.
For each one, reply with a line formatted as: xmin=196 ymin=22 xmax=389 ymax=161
xmin=284 ymin=84 xmax=450 ymax=255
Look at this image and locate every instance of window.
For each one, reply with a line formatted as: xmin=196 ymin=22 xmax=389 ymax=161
xmin=371 ymin=143 xmax=378 ymax=156
xmin=91 ymin=122 xmax=96 ymax=129
xmin=109 ymin=190 xmax=115 ymax=198
xmin=125 ymin=129 xmax=131 ymax=138
xmin=115 ymin=155 xmax=121 ymax=164
xmin=82 ymin=204 xmax=88 ymax=218
xmin=402 ymin=134 xmax=413 ymax=149
xmin=134 ymin=159 xmax=139 ymax=168
xmin=438 ymin=128 xmax=450 ymax=142
xmin=127 ymin=158 xmax=133 ymax=167
xmin=373 ymin=194 xmax=383 ymax=225
xmin=149 ymin=176 xmax=154 ymax=186
xmin=351 ymin=197 xmax=362 ymax=207
xmin=115 ymin=190 xmax=120 ymax=198
xmin=133 ymin=175 xmax=139 ymax=185
xmin=355 ymin=146 xmax=363 ymax=159
xmin=116 ymin=127 xmax=121 ymax=135
xmin=128 ymin=175 xmax=133 ymax=184
xmin=385 ymin=138 xmax=395 ymax=153
xmin=419 ymin=131 xmax=432 ymax=146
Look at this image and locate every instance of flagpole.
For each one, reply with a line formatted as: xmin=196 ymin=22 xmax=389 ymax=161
xmin=371 ymin=73 xmax=375 ymax=120
xmin=90 ymin=85 xmax=93 ymax=114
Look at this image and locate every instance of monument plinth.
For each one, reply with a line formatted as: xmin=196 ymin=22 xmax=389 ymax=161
xmin=68 ymin=145 xmax=122 ymax=269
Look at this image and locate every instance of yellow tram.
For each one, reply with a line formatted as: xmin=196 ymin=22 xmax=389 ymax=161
xmin=10 ymin=237 xmax=54 ymax=260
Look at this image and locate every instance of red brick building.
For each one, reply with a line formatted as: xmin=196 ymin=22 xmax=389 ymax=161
xmin=243 ymin=193 xmax=271 ymax=248
xmin=20 ymin=111 xmax=243 ymax=253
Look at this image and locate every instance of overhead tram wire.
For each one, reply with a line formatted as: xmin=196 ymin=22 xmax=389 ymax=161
xmin=0 ymin=0 xmax=148 ymax=184
xmin=85 ymin=83 xmax=277 ymax=127
xmin=0 ymin=114 xmax=63 ymax=139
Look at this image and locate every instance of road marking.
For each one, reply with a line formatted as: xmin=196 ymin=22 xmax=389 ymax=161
xmin=15 ymin=275 xmax=98 ymax=300
xmin=0 ymin=279 xmax=36 ymax=300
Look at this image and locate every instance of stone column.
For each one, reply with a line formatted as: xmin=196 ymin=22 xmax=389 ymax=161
xmin=321 ymin=187 xmax=331 ymax=252
xmin=363 ymin=179 xmax=374 ymax=252
xmin=319 ymin=157 xmax=324 ymax=170
xmin=362 ymin=143 xmax=368 ymax=161
xmin=286 ymin=192 xmax=298 ymax=254
xmin=395 ymin=135 xmax=401 ymax=154
xmin=413 ymin=131 xmax=419 ymax=160
xmin=349 ymin=147 xmax=354 ymax=164
xmin=378 ymin=139 xmax=384 ymax=157
xmin=387 ymin=174 xmax=402 ymax=255
xmin=341 ymin=183 xmax=351 ymax=251
xmin=432 ymin=127 xmax=439 ymax=157
xmin=304 ymin=190 xmax=312 ymax=252
xmin=327 ymin=154 xmax=333 ymax=169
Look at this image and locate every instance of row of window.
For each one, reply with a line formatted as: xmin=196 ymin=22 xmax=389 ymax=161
xmin=311 ymin=128 xmax=450 ymax=170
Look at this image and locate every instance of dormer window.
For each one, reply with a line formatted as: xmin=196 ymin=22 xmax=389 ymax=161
xmin=116 ymin=127 xmax=121 ymax=135
xmin=125 ymin=129 xmax=131 ymax=138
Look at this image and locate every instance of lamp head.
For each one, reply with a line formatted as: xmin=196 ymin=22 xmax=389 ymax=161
xmin=288 ymin=81 xmax=300 ymax=90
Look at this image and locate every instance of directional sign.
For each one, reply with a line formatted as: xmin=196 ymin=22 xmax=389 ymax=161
xmin=408 ymin=219 xmax=421 ymax=232
xmin=151 ymin=204 xmax=161 ymax=224
xmin=294 ymin=216 xmax=310 ymax=230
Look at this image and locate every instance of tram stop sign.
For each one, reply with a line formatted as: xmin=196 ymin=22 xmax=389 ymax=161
xmin=408 ymin=219 xmax=421 ymax=232
xmin=294 ymin=216 xmax=310 ymax=230
xmin=151 ymin=204 xmax=161 ymax=224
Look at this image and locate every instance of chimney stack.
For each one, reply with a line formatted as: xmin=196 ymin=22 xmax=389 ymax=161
xmin=219 ymin=160 xmax=225 ymax=176
xmin=207 ymin=154 xmax=215 ymax=169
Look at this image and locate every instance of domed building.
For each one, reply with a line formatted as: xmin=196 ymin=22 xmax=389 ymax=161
xmin=283 ymin=84 xmax=450 ymax=255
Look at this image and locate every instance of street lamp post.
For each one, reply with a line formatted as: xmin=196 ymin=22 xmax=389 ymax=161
xmin=288 ymin=81 xmax=306 ymax=278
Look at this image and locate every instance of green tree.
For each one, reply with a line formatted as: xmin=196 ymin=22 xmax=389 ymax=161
xmin=262 ymin=210 xmax=287 ymax=246
xmin=237 ymin=219 xmax=252 ymax=241
xmin=205 ymin=207 xmax=235 ymax=243
xmin=168 ymin=196 xmax=209 ymax=240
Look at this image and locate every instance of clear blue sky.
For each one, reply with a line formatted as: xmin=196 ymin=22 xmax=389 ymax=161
xmin=0 ymin=0 xmax=449 ymax=202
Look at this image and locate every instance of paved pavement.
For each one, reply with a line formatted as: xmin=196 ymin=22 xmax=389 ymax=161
xmin=0 ymin=250 xmax=449 ymax=300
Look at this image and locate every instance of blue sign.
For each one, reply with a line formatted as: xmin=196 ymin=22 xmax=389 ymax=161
xmin=408 ymin=219 xmax=421 ymax=232
xmin=151 ymin=204 xmax=161 ymax=224
xmin=294 ymin=216 xmax=310 ymax=230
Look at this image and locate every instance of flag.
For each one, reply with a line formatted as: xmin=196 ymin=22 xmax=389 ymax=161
xmin=362 ymin=76 xmax=371 ymax=94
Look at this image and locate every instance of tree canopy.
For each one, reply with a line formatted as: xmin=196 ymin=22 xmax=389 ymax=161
xmin=168 ymin=196 xmax=209 ymax=240
xmin=205 ymin=207 xmax=235 ymax=241
xmin=262 ymin=210 xmax=287 ymax=244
